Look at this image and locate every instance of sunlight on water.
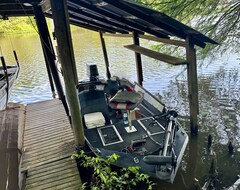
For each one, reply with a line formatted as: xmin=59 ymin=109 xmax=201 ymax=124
xmin=0 ymin=28 xmax=239 ymax=189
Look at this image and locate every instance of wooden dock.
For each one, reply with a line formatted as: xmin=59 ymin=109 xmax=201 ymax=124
xmin=0 ymin=103 xmax=25 ymax=190
xmin=21 ymin=99 xmax=82 ymax=189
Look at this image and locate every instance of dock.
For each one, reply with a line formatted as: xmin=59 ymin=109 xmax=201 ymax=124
xmin=0 ymin=103 xmax=25 ymax=190
xmin=0 ymin=99 xmax=82 ymax=190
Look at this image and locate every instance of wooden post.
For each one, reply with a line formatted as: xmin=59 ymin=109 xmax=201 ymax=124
xmin=33 ymin=5 xmax=70 ymax=117
xmin=133 ymin=31 xmax=143 ymax=86
xmin=50 ymin=0 xmax=85 ymax=148
xmin=186 ymin=35 xmax=199 ymax=136
xmin=1 ymin=56 xmax=9 ymax=106
xmin=99 ymin=31 xmax=111 ymax=79
xmin=33 ymin=5 xmax=55 ymax=97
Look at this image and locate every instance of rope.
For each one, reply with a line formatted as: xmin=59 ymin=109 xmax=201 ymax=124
xmin=16 ymin=0 xmax=62 ymax=74
xmin=7 ymin=33 xmax=14 ymax=50
xmin=0 ymin=46 xmax=3 ymax=56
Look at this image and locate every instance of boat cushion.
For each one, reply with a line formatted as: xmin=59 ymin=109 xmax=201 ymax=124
xmin=84 ymin=112 xmax=105 ymax=129
xmin=109 ymin=91 xmax=143 ymax=110
xmin=110 ymin=91 xmax=143 ymax=104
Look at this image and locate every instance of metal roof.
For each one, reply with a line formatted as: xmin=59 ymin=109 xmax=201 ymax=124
xmin=0 ymin=0 xmax=218 ymax=48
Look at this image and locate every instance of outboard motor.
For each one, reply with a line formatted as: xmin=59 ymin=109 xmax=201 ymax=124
xmin=86 ymin=62 xmax=99 ymax=81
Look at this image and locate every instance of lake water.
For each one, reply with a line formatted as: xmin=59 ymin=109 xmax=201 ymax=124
xmin=0 ymin=28 xmax=239 ymax=189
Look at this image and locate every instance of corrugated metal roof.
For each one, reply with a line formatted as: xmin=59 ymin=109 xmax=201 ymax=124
xmin=0 ymin=0 xmax=218 ymax=48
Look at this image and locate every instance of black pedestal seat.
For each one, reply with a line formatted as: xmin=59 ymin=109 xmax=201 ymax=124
xmin=108 ymin=90 xmax=144 ymax=132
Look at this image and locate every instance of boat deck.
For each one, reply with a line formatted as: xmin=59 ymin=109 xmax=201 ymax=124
xmin=85 ymin=117 xmax=166 ymax=153
xmin=21 ymin=99 xmax=82 ymax=189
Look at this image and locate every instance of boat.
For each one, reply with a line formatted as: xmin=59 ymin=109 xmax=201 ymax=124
xmin=0 ymin=60 xmax=19 ymax=110
xmin=77 ymin=63 xmax=189 ymax=183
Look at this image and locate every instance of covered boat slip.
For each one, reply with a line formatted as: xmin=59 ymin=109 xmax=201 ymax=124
xmin=0 ymin=0 xmax=218 ymax=186
xmin=21 ymin=99 xmax=82 ymax=190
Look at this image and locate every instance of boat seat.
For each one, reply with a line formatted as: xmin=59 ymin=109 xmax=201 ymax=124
xmin=108 ymin=91 xmax=144 ymax=110
xmin=108 ymin=90 xmax=143 ymax=132
xmin=78 ymin=89 xmax=110 ymax=125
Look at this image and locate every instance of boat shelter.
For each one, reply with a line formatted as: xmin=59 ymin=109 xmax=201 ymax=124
xmin=0 ymin=0 xmax=218 ymax=145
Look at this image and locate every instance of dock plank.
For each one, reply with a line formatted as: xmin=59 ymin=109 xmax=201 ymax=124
xmin=21 ymin=99 xmax=82 ymax=189
xmin=0 ymin=103 xmax=25 ymax=190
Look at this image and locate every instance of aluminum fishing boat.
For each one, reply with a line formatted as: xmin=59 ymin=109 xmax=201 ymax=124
xmin=77 ymin=63 xmax=188 ymax=183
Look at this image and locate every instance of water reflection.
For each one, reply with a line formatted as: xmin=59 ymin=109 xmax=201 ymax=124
xmin=0 ymin=28 xmax=239 ymax=189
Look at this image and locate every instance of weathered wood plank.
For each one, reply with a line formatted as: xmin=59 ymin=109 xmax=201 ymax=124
xmin=26 ymin=168 xmax=79 ymax=185
xmin=139 ymin=34 xmax=186 ymax=47
xmin=24 ymin=127 xmax=72 ymax=141
xmin=24 ymin=122 xmax=69 ymax=132
xmin=25 ymin=119 xmax=69 ymax=129
xmin=26 ymin=113 xmax=66 ymax=120
xmin=23 ymin=130 xmax=73 ymax=145
xmin=124 ymin=44 xmax=187 ymax=65
xmin=28 ymin=162 xmax=76 ymax=179
xmin=25 ymin=174 xmax=80 ymax=190
xmin=23 ymin=133 xmax=74 ymax=148
xmin=22 ymin=141 xmax=75 ymax=162
xmin=26 ymin=111 xmax=66 ymax=120
xmin=22 ymin=140 xmax=74 ymax=156
xmin=24 ymin=123 xmax=70 ymax=136
xmin=0 ymin=103 xmax=25 ymax=190
xmin=103 ymin=33 xmax=132 ymax=37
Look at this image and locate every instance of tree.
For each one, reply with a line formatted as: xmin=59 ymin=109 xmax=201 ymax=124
xmin=135 ymin=0 xmax=240 ymax=57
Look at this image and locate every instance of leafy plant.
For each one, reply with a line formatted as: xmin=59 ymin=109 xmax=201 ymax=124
xmin=72 ymin=151 xmax=155 ymax=190
xmin=135 ymin=0 xmax=240 ymax=58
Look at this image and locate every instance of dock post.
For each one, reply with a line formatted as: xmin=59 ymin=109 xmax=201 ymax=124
xmin=50 ymin=0 xmax=85 ymax=148
xmin=186 ymin=35 xmax=199 ymax=136
xmin=133 ymin=31 xmax=143 ymax=86
xmin=99 ymin=31 xmax=111 ymax=80
xmin=33 ymin=5 xmax=71 ymax=118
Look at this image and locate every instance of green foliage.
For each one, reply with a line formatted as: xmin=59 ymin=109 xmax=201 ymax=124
xmin=72 ymin=151 xmax=155 ymax=190
xmin=0 ymin=17 xmax=37 ymax=33
xmin=135 ymin=0 xmax=240 ymax=57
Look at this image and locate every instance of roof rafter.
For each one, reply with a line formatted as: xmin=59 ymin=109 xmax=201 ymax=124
xmin=69 ymin=0 xmax=169 ymax=39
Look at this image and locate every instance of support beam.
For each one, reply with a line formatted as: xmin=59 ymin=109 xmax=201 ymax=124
xmin=103 ymin=33 xmax=133 ymax=38
xmin=34 ymin=5 xmax=69 ymax=105
xmin=139 ymin=34 xmax=186 ymax=47
xmin=125 ymin=44 xmax=187 ymax=65
xmin=99 ymin=32 xmax=111 ymax=80
xmin=70 ymin=0 xmax=168 ymax=38
xmin=42 ymin=48 xmax=56 ymax=98
xmin=186 ymin=35 xmax=199 ymax=136
xmin=133 ymin=32 xmax=143 ymax=86
xmin=50 ymin=0 xmax=85 ymax=148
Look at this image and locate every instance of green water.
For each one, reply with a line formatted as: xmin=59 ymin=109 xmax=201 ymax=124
xmin=0 ymin=28 xmax=239 ymax=189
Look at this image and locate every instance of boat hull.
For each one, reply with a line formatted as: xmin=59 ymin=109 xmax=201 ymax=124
xmin=78 ymin=78 xmax=189 ymax=183
xmin=0 ymin=65 xmax=19 ymax=110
